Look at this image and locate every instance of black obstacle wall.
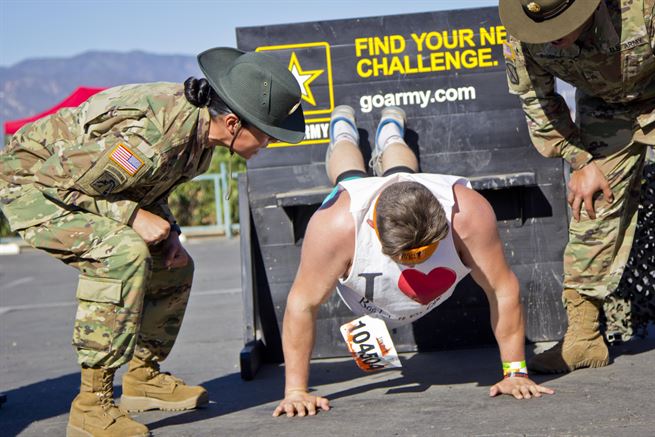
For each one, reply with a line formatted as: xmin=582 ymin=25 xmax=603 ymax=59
xmin=236 ymin=6 xmax=569 ymax=366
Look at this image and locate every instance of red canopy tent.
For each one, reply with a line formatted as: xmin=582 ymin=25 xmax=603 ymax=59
xmin=4 ymin=86 xmax=106 ymax=135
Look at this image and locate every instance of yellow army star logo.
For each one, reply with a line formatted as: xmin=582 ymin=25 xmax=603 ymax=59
xmin=255 ymin=42 xmax=335 ymax=146
xmin=527 ymin=2 xmax=541 ymax=13
xmin=288 ymin=52 xmax=324 ymax=107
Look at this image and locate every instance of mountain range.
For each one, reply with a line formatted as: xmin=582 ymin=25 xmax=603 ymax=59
xmin=1 ymin=50 xmax=201 ymax=142
xmin=1 ymin=49 xmax=578 ymax=146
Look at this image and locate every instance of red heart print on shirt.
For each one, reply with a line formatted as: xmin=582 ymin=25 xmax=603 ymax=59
xmin=398 ymin=267 xmax=457 ymax=305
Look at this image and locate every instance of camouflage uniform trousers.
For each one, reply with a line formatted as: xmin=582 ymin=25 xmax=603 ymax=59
xmin=564 ymin=94 xmax=654 ymax=340
xmin=18 ymin=209 xmax=193 ymax=369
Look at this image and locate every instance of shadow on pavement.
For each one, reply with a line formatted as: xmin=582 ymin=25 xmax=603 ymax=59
xmin=0 ymin=373 xmax=78 ymax=436
xmin=147 ymin=346 xmax=565 ymax=430
xmin=3 ymin=338 xmax=653 ymax=434
xmin=608 ymin=335 xmax=655 ymax=360
xmin=148 ymin=338 xmax=655 ymax=430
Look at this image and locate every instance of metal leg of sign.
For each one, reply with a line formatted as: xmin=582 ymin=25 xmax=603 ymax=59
xmin=240 ymin=340 xmax=265 ymax=381
xmin=238 ymin=173 xmax=264 ymax=380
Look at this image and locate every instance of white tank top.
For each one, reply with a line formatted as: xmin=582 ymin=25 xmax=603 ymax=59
xmin=336 ymin=173 xmax=471 ymax=327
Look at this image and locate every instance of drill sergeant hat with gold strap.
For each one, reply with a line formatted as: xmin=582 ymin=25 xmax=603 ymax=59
xmin=499 ymin=0 xmax=601 ymax=44
xmin=197 ymin=47 xmax=305 ymax=144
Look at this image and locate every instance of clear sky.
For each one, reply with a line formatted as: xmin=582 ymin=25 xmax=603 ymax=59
xmin=0 ymin=0 xmax=496 ymax=67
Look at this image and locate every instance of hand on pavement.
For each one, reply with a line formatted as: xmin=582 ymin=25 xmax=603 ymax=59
xmin=490 ymin=376 xmax=555 ymax=400
xmin=273 ymin=390 xmax=330 ymax=417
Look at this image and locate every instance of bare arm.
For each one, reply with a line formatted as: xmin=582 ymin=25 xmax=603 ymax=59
xmin=273 ymin=191 xmax=355 ymax=417
xmin=452 ymin=184 xmax=554 ymax=399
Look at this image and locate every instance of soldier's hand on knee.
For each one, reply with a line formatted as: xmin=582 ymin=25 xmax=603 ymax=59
xmin=131 ymin=209 xmax=171 ymax=245
xmin=163 ymin=232 xmax=189 ymax=269
xmin=567 ymin=162 xmax=613 ymax=221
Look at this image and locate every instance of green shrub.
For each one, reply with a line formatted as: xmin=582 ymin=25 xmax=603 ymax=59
xmin=168 ymin=147 xmax=246 ymax=226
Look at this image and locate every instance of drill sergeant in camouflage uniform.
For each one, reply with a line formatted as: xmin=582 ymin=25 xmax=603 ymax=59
xmin=0 ymin=47 xmax=305 ymax=437
xmin=499 ymin=0 xmax=655 ymax=373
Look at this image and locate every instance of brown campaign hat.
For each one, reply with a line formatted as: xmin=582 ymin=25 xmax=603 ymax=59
xmin=197 ymin=47 xmax=305 ymax=144
xmin=499 ymin=0 xmax=600 ymax=44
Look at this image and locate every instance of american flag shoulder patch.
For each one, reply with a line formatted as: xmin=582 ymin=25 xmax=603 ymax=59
xmin=109 ymin=143 xmax=144 ymax=176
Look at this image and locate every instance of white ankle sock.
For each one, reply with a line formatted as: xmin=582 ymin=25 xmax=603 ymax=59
xmin=377 ymin=121 xmax=403 ymax=150
xmin=332 ymin=120 xmax=358 ymax=145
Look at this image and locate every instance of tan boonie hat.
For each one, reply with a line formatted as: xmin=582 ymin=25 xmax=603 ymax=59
xmin=499 ymin=0 xmax=600 ymax=44
xmin=197 ymin=47 xmax=305 ymax=144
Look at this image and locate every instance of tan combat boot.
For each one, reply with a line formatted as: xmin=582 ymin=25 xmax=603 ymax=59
xmin=529 ymin=289 xmax=609 ymax=373
xmin=120 ymin=356 xmax=208 ymax=412
xmin=67 ymin=367 xmax=149 ymax=437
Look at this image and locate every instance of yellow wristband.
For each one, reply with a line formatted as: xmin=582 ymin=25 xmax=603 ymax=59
xmin=502 ymin=360 xmax=528 ymax=376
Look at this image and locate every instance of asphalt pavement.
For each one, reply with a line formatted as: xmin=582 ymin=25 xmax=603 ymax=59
xmin=1 ymin=237 xmax=654 ymax=437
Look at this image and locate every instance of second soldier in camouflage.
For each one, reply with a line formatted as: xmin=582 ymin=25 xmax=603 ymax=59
xmin=499 ymin=0 xmax=655 ymax=373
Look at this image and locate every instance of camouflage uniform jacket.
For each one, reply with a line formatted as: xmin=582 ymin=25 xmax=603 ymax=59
xmin=0 ymin=82 xmax=213 ymax=231
xmin=504 ymin=0 xmax=655 ymax=169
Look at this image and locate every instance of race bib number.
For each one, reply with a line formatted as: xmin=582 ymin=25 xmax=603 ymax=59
xmin=340 ymin=315 xmax=402 ymax=372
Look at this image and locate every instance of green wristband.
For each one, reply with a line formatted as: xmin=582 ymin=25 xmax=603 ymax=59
xmin=502 ymin=360 xmax=527 ymax=376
